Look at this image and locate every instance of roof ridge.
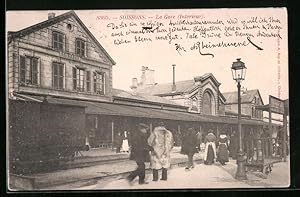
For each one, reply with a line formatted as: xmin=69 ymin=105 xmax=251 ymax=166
xmin=8 ymin=10 xmax=116 ymax=65
xmin=223 ymin=89 xmax=258 ymax=94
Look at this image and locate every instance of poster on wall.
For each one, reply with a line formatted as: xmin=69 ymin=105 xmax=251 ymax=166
xmin=6 ymin=8 xmax=289 ymax=190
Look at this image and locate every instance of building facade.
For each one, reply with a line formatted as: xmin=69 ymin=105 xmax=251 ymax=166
xmin=223 ymin=89 xmax=264 ymax=119
xmin=7 ymin=11 xmax=115 ymax=102
xmin=134 ymin=66 xmax=226 ymax=115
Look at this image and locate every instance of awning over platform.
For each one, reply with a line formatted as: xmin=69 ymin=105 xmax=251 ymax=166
xmin=11 ymin=93 xmax=268 ymax=126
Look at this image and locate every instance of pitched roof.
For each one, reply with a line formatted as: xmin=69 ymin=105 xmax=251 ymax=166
xmin=7 ymin=10 xmax=116 ymax=65
xmin=137 ymin=73 xmax=220 ymax=96
xmin=223 ymin=89 xmax=263 ymax=104
xmin=137 ymin=79 xmax=196 ymax=96
xmin=112 ymin=88 xmax=187 ymax=109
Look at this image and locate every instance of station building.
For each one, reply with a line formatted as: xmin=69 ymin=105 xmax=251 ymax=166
xmin=7 ymin=10 xmax=270 ymax=157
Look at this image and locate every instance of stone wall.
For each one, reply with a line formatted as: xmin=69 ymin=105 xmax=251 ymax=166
xmin=8 ymin=15 xmax=114 ymax=102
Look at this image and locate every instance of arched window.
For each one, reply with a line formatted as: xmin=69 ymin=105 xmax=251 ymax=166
xmin=202 ymin=91 xmax=212 ymax=115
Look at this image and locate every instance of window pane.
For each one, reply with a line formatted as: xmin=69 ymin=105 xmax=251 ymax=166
xmin=54 ymin=75 xmax=58 ymax=88
xmin=59 ymin=76 xmax=64 ymax=89
xmin=59 ymin=64 xmax=64 ymax=76
xmin=53 ymin=41 xmax=58 ymax=49
xmin=53 ymin=63 xmax=58 ymax=75
xmin=72 ymin=67 xmax=77 ymax=78
xmin=86 ymin=71 xmax=90 ymax=92
xmin=20 ymin=56 xmax=26 ymax=82
xmin=87 ymin=82 xmax=90 ymax=92
xmin=101 ymin=73 xmax=105 ymax=94
xmin=32 ymin=73 xmax=38 ymax=84
xmin=86 ymin=71 xmax=90 ymax=81
xmin=32 ymin=58 xmax=38 ymax=72
xmin=53 ymin=33 xmax=57 ymax=41
xmin=58 ymin=43 xmax=63 ymax=50
xmin=58 ymin=35 xmax=63 ymax=42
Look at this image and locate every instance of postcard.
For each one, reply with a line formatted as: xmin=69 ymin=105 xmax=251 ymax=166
xmin=6 ymin=8 xmax=289 ymax=190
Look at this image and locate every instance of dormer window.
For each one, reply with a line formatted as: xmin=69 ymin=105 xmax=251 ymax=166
xmin=52 ymin=31 xmax=64 ymax=51
xmin=76 ymin=38 xmax=85 ymax=57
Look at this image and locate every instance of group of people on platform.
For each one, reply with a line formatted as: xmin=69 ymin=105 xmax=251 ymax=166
xmin=127 ymin=122 xmax=173 ymax=185
xmin=180 ymin=128 xmax=230 ymax=168
xmin=123 ymin=121 xmax=235 ymax=185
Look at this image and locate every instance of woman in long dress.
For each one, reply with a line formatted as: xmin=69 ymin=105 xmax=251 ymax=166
xmin=204 ymin=131 xmax=217 ymax=165
xmin=217 ymin=132 xmax=229 ymax=165
xmin=121 ymin=131 xmax=129 ymax=153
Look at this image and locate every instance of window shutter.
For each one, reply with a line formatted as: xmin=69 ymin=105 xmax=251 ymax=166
xmin=65 ymin=34 xmax=68 ymax=52
xmin=103 ymin=72 xmax=106 ymax=95
xmin=73 ymin=67 xmax=77 ymax=90
xmin=25 ymin=57 xmax=31 ymax=83
xmin=86 ymin=70 xmax=91 ymax=92
xmin=93 ymin=72 xmax=97 ymax=93
xmin=85 ymin=41 xmax=89 ymax=57
xmin=31 ymin=58 xmax=38 ymax=85
xmin=20 ymin=56 xmax=26 ymax=83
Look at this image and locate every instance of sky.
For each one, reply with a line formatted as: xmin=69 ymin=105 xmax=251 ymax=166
xmin=6 ymin=8 xmax=289 ymax=104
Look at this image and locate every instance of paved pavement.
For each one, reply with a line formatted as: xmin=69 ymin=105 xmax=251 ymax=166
xmin=32 ymin=147 xmax=203 ymax=189
xmin=14 ymin=147 xmax=289 ymax=190
xmin=77 ymin=158 xmax=290 ymax=190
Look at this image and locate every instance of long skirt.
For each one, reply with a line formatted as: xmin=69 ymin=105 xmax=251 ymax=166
xmin=217 ymin=144 xmax=229 ymax=164
xmin=121 ymin=139 xmax=129 ymax=152
xmin=205 ymin=145 xmax=215 ymax=165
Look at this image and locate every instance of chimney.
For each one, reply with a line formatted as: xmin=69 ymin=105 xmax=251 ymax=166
xmin=172 ymin=64 xmax=176 ymax=92
xmin=140 ymin=66 xmax=155 ymax=88
xmin=241 ymin=86 xmax=247 ymax=94
xmin=130 ymin=78 xmax=138 ymax=95
xmin=48 ymin=12 xmax=56 ymax=20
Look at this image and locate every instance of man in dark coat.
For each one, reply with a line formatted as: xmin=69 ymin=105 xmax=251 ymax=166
xmin=181 ymin=127 xmax=198 ymax=170
xmin=127 ymin=123 xmax=151 ymax=185
xmin=228 ymin=130 xmax=239 ymax=159
xmin=114 ymin=132 xmax=122 ymax=153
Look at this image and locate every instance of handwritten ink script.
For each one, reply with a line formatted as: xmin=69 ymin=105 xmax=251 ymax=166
xmin=98 ymin=14 xmax=283 ymax=57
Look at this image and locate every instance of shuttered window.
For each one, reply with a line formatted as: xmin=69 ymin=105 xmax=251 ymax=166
xmin=53 ymin=62 xmax=64 ymax=89
xmin=19 ymin=56 xmax=39 ymax=85
xmin=73 ymin=67 xmax=85 ymax=92
xmin=76 ymin=38 xmax=85 ymax=57
xmin=93 ymin=72 xmax=105 ymax=95
xmin=52 ymin=31 xmax=64 ymax=51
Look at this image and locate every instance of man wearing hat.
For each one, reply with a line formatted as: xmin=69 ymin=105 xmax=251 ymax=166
xmin=148 ymin=121 xmax=174 ymax=181
xmin=127 ymin=123 xmax=151 ymax=185
xmin=181 ymin=127 xmax=199 ymax=170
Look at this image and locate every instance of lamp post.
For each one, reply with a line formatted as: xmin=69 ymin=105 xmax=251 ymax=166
xmin=231 ymin=58 xmax=247 ymax=180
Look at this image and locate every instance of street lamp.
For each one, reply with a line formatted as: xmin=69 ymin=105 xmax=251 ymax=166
xmin=231 ymin=58 xmax=247 ymax=180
